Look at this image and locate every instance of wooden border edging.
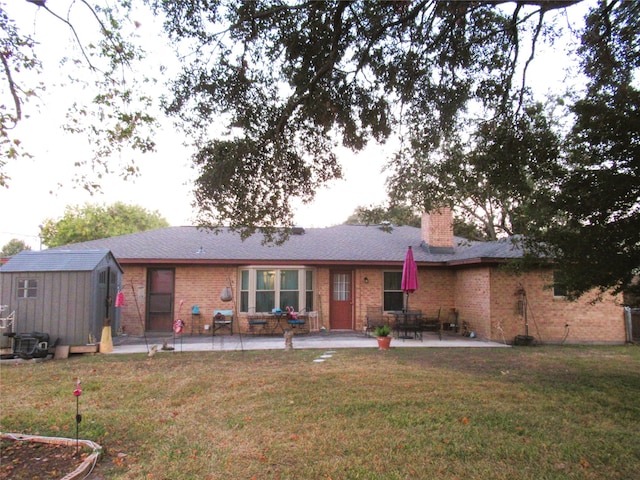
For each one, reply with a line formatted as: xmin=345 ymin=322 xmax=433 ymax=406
xmin=0 ymin=432 xmax=102 ymax=480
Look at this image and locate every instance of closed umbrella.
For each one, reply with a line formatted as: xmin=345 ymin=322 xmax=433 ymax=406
xmin=401 ymin=246 xmax=419 ymax=311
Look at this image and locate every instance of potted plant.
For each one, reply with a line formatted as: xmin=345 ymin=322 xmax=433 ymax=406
xmin=374 ymin=325 xmax=392 ymax=350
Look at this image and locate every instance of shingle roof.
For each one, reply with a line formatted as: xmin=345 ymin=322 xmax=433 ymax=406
xmin=0 ymin=249 xmax=121 ymax=272
xmin=53 ymin=225 xmax=524 ymax=266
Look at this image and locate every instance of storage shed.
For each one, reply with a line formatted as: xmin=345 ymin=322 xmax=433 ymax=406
xmin=0 ymin=249 xmax=122 ymax=347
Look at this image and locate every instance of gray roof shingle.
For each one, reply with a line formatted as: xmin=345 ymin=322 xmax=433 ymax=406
xmin=0 ymin=249 xmax=120 ymax=272
xmin=53 ymin=225 xmax=523 ymax=265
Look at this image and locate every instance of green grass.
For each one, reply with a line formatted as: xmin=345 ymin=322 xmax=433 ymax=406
xmin=1 ymin=346 xmax=639 ymax=479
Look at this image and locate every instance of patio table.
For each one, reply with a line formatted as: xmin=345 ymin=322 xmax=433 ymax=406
xmin=389 ymin=311 xmax=423 ymax=340
xmin=246 ymin=312 xmax=286 ymax=334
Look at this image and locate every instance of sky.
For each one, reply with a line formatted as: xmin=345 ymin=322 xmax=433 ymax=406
xmin=1 ymin=1 xmax=392 ymax=251
xmin=0 ymin=1 xmax=588 ymax=251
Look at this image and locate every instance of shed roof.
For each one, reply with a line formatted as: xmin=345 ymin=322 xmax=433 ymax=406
xmin=0 ymin=249 xmax=123 ymax=273
xmin=52 ymin=225 xmax=524 ymax=266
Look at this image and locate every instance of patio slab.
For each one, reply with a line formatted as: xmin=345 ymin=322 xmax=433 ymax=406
xmin=109 ymin=332 xmax=509 ymax=354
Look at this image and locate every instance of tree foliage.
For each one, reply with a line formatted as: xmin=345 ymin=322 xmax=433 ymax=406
xmin=345 ymin=203 xmax=486 ymax=239
xmin=40 ymin=202 xmax=169 ymax=247
xmin=525 ymin=0 xmax=640 ymax=298
xmin=387 ymin=97 xmax=564 ymax=240
xmin=153 ymin=0 xmax=583 ymax=236
xmin=4 ymin=1 xmax=638 ymax=298
xmin=1 ymin=0 xmax=158 ymax=191
xmin=345 ymin=204 xmax=420 ymax=227
xmin=151 ymin=0 xmax=637 ymax=297
xmin=0 ymin=3 xmax=40 ymax=186
xmin=0 ymin=238 xmax=31 ymax=257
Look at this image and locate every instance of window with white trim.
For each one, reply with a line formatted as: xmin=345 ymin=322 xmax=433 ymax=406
xmin=383 ymin=271 xmax=403 ymax=311
xmin=17 ymin=279 xmax=37 ymax=298
xmin=239 ymin=267 xmax=314 ymax=313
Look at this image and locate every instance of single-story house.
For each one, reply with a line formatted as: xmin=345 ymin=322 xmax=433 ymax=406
xmin=0 ymin=249 xmax=122 ymax=346
xmin=46 ymin=209 xmax=627 ymax=345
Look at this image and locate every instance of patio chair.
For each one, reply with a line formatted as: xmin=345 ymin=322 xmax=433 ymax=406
xmin=365 ymin=306 xmax=386 ymax=337
xmin=247 ymin=309 xmax=268 ymax=334
xmin=212 ymin=310 xmax=234 ymax=335
xmin=287 ymin=307 xmax=308 ymax=332
xmin=421 ymin=308 xmax=442 ymax=340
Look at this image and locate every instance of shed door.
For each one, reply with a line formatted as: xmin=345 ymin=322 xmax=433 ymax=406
xmin=147 ymin=269 xmax=175 ymax=332
xmin=330 ymin=271 xmax=353 ymax=330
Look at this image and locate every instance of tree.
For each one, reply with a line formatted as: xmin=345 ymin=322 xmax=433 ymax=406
xmin=5 ymin=1 xmax=638 ymax=297
xmin=387 ymin=96 xmax=564 ymax=240
xmin=0 ymin=238 xmax=31 ymax=256
xmin=40 ymin=202 xmax=169 ymax=247
xmin=151 ymin=0 xmax=638 ymax=298
xmin=345 ymin=204 xmax=420 ymax=227
xmin=152 ymin=0 xmax=586 ymax=238
xmin=525 ymin=1 xmax=640 ymax=299
xmin=1 ymin=1 xmax=157 ymax=190
xmin=0 ymin=3 xmax=40 ymax=186
xmin=345 ymin=203 xmax=487 ymax=239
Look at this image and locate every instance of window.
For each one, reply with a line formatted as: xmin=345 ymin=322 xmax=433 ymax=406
xmin=280 ymin=270 xmax=299 ymax=310
xmin=553 ymin=270 xmax=568 ymax=297
xmin=305 ymin=270 xmax=314 ymax=311
xmin=240 ymin=270 xmax=250 ymax=313
xmin=17 ymin=279 xmax=37 ymax=298
xmin=333 ymin=273 xmax=350 ymax=301
xmin=383 ymin=271 xmax=403 ymax=311
xmin=256 ymin=269 xmax=276 ymax=312
xmin=239 ymin=267 xmax=314 ymax=313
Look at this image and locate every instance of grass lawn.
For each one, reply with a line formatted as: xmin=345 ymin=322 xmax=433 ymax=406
xmin=1 ymin=345 xmax=639 ymax=479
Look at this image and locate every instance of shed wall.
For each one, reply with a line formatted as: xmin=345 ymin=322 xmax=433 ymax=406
xmin=0 ymin=271 xmax=93 ymax=345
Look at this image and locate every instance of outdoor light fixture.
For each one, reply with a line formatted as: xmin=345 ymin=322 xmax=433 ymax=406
xmin=364 ymin=277 xmax=369 ymax=284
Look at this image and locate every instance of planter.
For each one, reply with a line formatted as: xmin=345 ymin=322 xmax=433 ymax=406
xmin=377 ymin=336 xmax=392 ymax=350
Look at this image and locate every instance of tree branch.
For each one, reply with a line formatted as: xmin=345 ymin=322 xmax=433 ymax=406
xmin=275 ymin=1 xmax=352 ymax=137
xmin=39 ymin=2 xmax=98 ymax=72
xmin=0 ymin=51 xmax=21 ymax=127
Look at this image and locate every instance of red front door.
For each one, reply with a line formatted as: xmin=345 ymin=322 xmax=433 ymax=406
xmin=330 ymin=271 xmax=353 ymax=330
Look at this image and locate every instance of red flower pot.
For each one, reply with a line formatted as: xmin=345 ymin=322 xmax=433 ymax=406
xmin=377 ymin=336 xmax=392 ymax=350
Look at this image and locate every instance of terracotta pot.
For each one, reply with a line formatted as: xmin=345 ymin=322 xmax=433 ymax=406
xmin=377 ymin=335 xmax=392 ymax=350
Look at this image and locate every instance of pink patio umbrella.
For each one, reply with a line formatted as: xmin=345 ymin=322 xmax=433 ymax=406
xmin=401 ymin=246 xmax=419 ymax=311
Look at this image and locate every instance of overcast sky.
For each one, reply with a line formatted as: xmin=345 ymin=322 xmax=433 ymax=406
xmin=1 ymin=1 xmax=587 ymax=251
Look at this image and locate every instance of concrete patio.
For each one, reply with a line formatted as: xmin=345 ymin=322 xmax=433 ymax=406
xmin=109 ymin=331 xmax=509 ymax=354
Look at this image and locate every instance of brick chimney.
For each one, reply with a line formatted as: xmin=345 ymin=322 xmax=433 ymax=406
xmin=421 ymin=207 xmax=453 ymax=250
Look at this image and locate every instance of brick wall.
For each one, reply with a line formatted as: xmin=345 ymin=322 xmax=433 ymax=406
xmin=421 ymin=208 xmax=454 ymax=248
xmin=117 ymin=265 xmax=237 ymax=335
xmin=118 ymin=263 xmax=625 ymax=344
xmin=353 ymin=267 xmax=456 ymax=332
xmin=454 ymin=267 xmax=492 ymax=339
xmin=117 ymin=266 xmax=147 ymax=336
xmin=315 ymin=268 xmax=331 ymax=330
xmin=174 ymin=265 xmax=237 ymax=334
xmin=488 ymin=268 xmax=624 ymax=344
xmin=455 ymin=266 xmax=625 ymax=344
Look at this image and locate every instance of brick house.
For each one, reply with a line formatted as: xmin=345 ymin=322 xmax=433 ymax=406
xmin=57 ymin=209 xmax=626 ymax=345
